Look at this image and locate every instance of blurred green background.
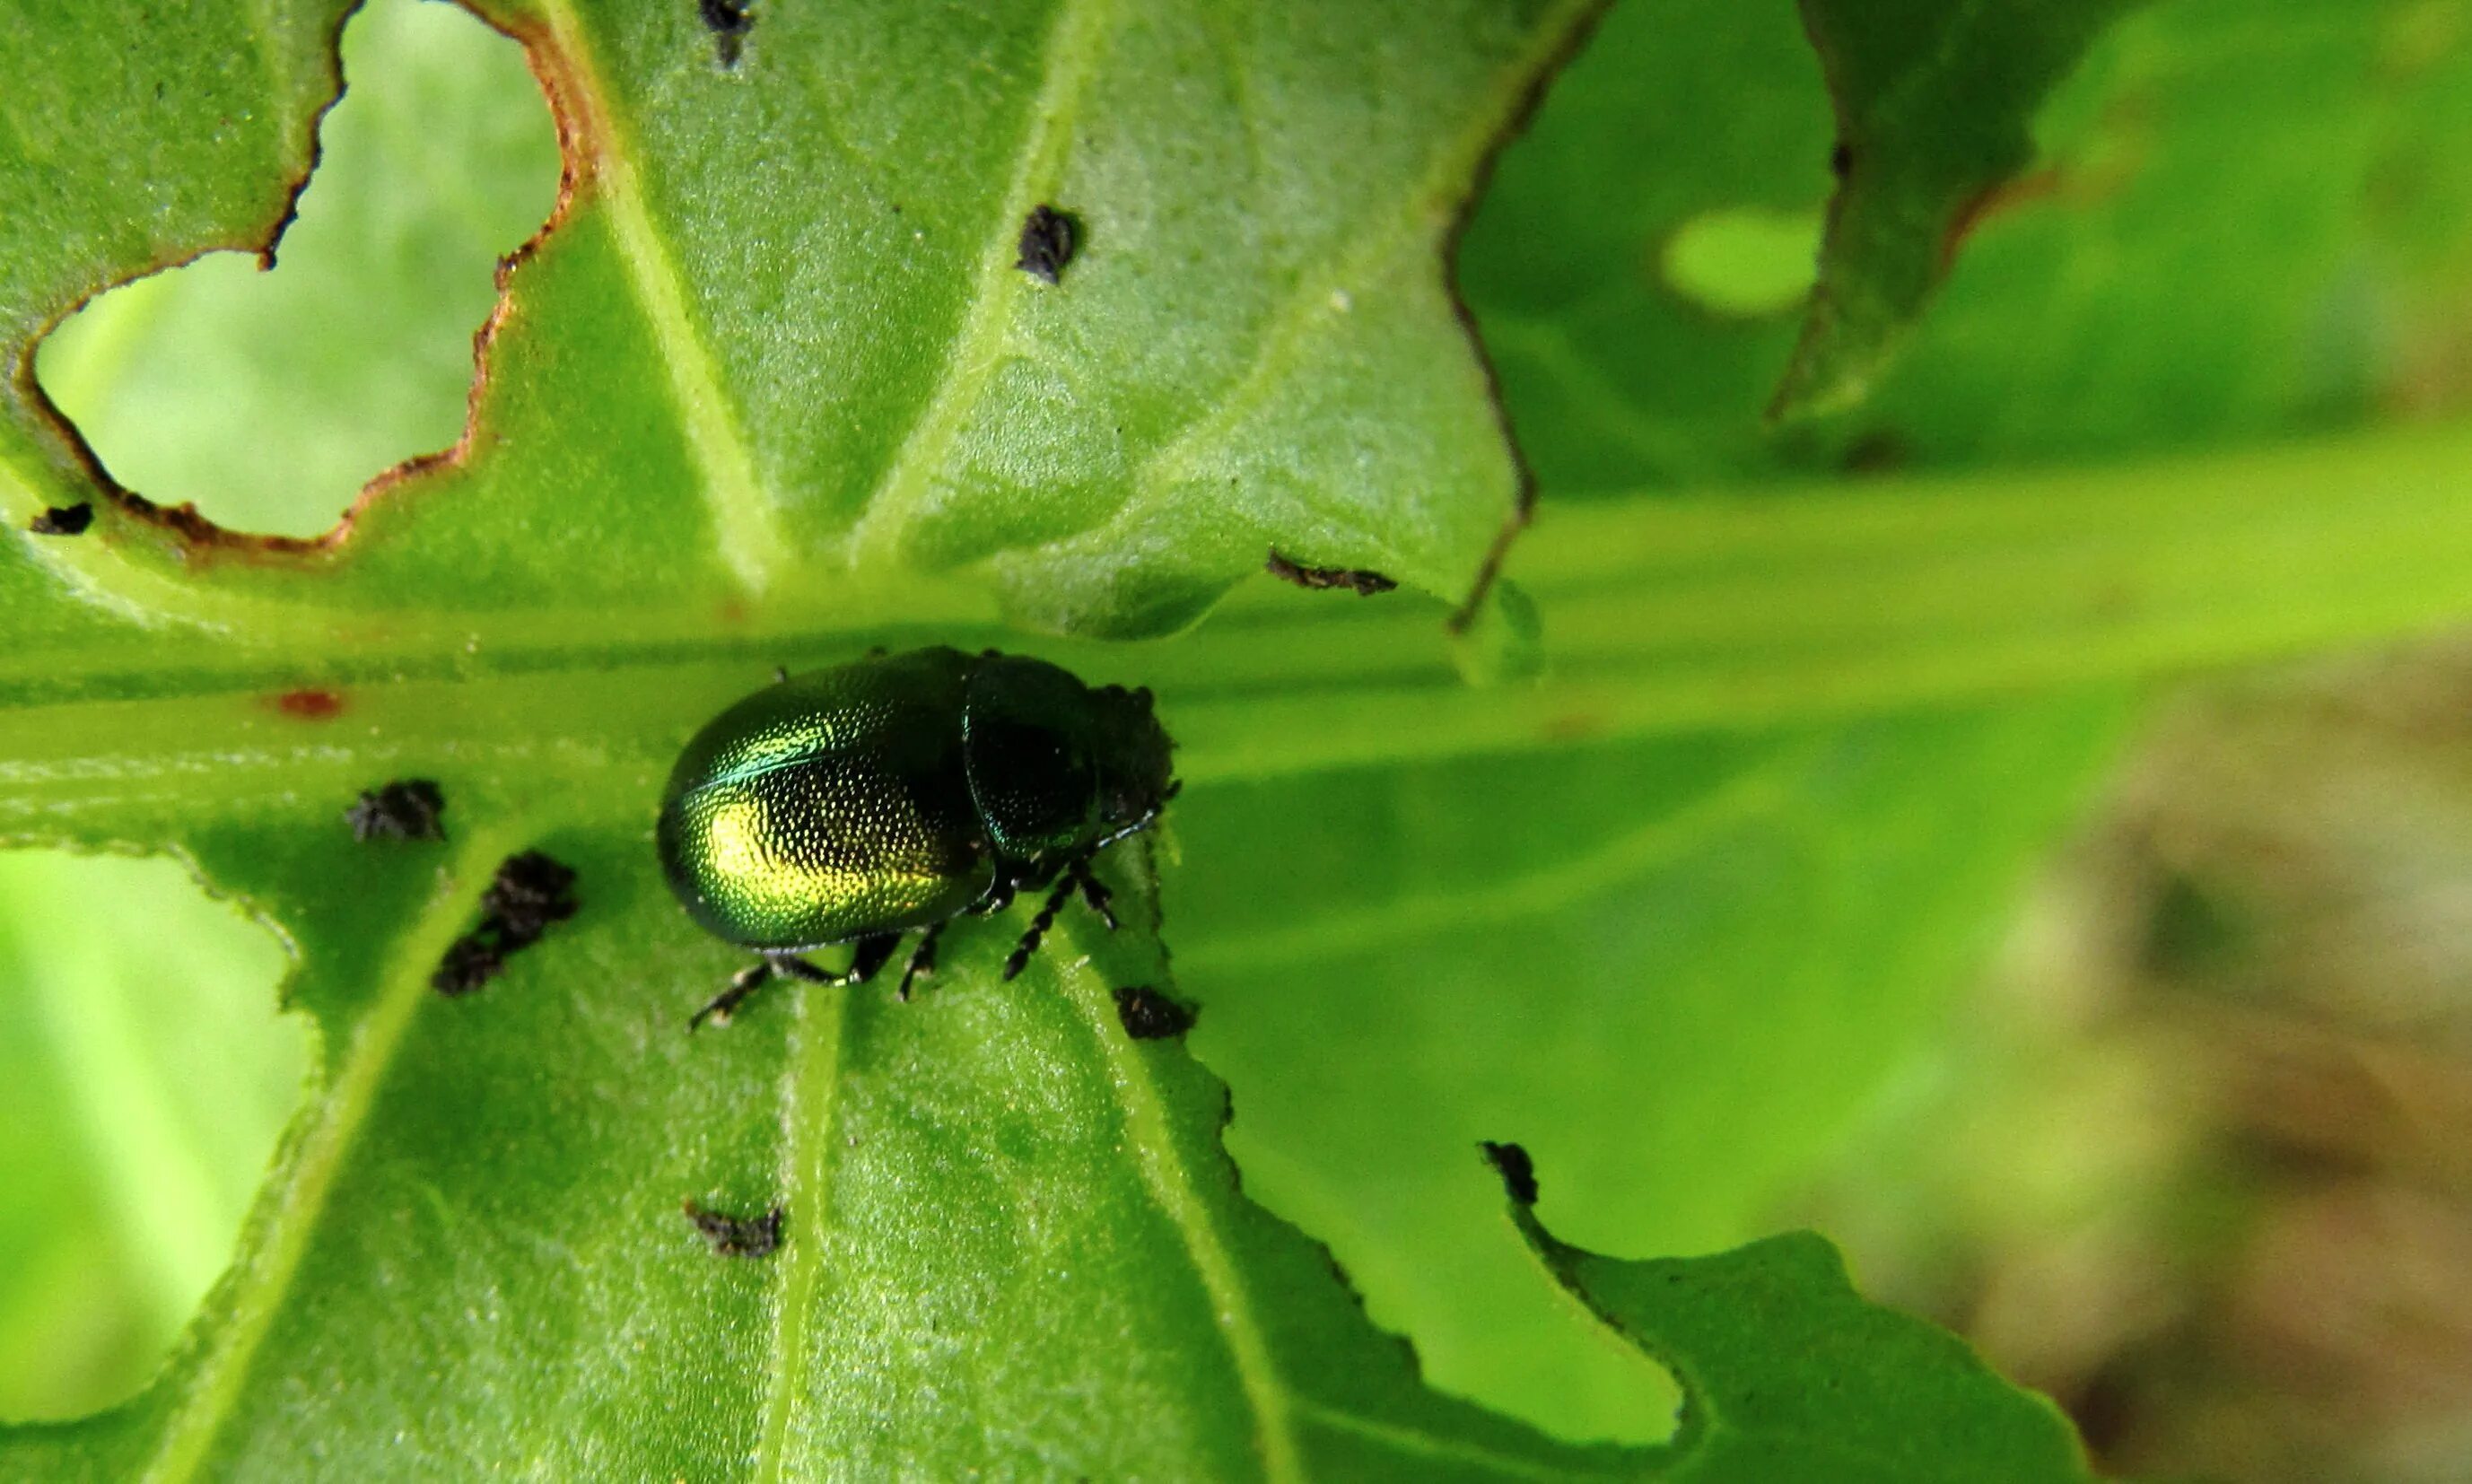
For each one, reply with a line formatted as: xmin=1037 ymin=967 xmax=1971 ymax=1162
xmin=0 ymin=851 xmax=301 ymax=1421
xmin=10 ymin=2 xmax=2472 ymax=1481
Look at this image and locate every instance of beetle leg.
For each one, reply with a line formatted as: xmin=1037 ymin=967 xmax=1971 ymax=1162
xmin=820 ymin=934 xmax=901 ymax=988
xmin=689 ymin=937 xmax=901 ymax=1031
xmin=689 ymin=962 xmax=776 ymax=1032
xmin=1002 ymin=875 xmax=1080 ymax=981
xmin=1071 ymin=860 xmax=1118 ymax=931
xmin=897 ymin=923 xmax=944 ymax=1001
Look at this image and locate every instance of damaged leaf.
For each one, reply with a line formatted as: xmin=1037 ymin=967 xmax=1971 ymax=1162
xmin=7 ymin=0 xmax=2472 ymax=1475
xmin=1774 ymin=0 xmax=2144 ymax=417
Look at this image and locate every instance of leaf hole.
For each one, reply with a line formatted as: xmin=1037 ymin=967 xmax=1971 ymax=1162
xmin=31 ymin=0 xmax=561 ymax=540
xmin=1657 ymin=205 xmax=1825 ymax=319
xmin=0 ymin=850 xmax=308 ymax=1422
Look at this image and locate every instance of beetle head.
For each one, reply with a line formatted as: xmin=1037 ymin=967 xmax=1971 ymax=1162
xmin=1089 ymin=684 xmax=1176 ymax=833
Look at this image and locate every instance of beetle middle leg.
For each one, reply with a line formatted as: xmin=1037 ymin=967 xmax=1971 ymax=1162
xmin=896 ymin=923 xmax=943 ymax=1001
xmin=689 ymin=933 xmax=901 ymax=1030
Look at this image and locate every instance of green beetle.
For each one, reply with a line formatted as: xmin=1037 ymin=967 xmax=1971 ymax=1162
xmin=658 ymin=647 xmax=1176 ymax=1027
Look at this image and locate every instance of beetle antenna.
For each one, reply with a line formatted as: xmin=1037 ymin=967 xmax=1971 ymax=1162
xmin=1093 ymin=792 xmax=1175 ymax=852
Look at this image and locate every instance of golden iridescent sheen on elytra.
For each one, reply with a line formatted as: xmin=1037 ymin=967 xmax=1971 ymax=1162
xmin=657 ymin=648 xmax=1175 ymax=970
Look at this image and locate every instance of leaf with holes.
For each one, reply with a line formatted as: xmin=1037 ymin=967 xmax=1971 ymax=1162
xmin=1775 ymin=0 xmax=2144 ymax=417
xmin=7 ymin=0 xmax=2472 ymax=1476
xmin=2 ymin=0 xmax=1593 ymax=636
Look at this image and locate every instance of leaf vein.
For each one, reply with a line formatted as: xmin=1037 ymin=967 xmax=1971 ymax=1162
xmin=846 ymin=0 xmax=1117 ymax=570
xmin=535 ymin=0 xmax=785 ymax=595
xmin=1176 ymin=740 xmax=1827 ymax=974
xmin=140 ymin=826 xmax=526 ymax=1484
xmin=1130 ymin=0 xmax=1600 ymax=526
xmin=751 ymin=983 xmax=851 ymax=1482
xmin=1062 ymin=949 xmax=1304 ymax=1482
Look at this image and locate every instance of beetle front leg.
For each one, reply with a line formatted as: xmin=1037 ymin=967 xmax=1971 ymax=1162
xmin=1070 ymin=859 xmax=1117 ymax=930
xmin=1003 ymin=875 xmax=1081 ymax=981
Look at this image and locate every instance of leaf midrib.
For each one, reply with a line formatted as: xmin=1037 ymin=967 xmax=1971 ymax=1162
xmin=5 ymin=420 xmax=2472 ymax=832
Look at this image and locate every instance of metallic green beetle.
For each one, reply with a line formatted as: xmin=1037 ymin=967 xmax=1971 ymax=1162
xmin=658 ymin=647 xmax=1176 ymax=1027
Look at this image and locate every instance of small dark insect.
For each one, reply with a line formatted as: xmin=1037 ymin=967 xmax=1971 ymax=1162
xmin=430 ymin=850 xmax=581 ymax=996
xmin=345 ymin=779 xmax=447 ymax=842
xmin=696 ymin=0 xmax=754 ymax=67
xmin=28 ymin=502 xmax=92 ymax=537
xmin=1830 ymin=141 xmax=1854 ymax=178
xmin=683 ymin=1198 xmax=784 ymax=1258
xmin=1264 ymin=550 xmax=1398 ymax=597
xmin=659 ymin=647 xmax=1177 ymax=1029
xmin=1112 ymin=985 xmax=1196 ymax=1041
xmin=1480 ymin=1139 xmax=1539 ymax=1205
xmin=1015 ymin=205 xmax=1078 ymax=284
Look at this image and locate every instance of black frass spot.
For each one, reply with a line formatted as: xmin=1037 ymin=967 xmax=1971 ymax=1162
xmin=430 ymin=850 xmax=581 ymax=996
xmin=29 ymin=502 xmax=92 ymax=536
xmin=430 ymin=937 xmax=503 ymax=998
xmin=1839 ymin=430 xmax=1909 ymax=476
xmin=684 ymin=1199 xmax=784 ymax=1258
xmin=697 ymin=0 xmax=754 ymax=67
xmin=482 ymin=851 xmax=580 ymax=945
xmin=1015 ymin=205 xmax=1078 ymax=284
xmin=1113 ymin=985 xmax=1196 ymax=1041
xmin=1264 ymin=549 xmax=1398 ymax=596
xmin=345 ymin=779 xmax=447 ymax=842
xmin=1481 ymin=1139 xmax=1539 ymax=1205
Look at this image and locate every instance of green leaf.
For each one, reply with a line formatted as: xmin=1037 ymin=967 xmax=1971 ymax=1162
xmin=1775 ymin=0 xmax=2143 ymax=417
xmin=1457 ymin=0 xmax=1834 ymax=492
xmin=32 ymin=0 xmax=562 ymax=537
xmin=1358 ymin=0 xmax=2472 ymax=1436
xmin=1510 ymin=1191 xmax=2093 ymax=1481
xmin=3 ymin=0 xmax=1596 ymax=634
xmin=8 ymin=0 xmax=2472 ymax=1473
xmin=2 ymin=818 xmax=2085 ymax=1479
xmin=1176 ymin=701 xmax=2134 ymax=1433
